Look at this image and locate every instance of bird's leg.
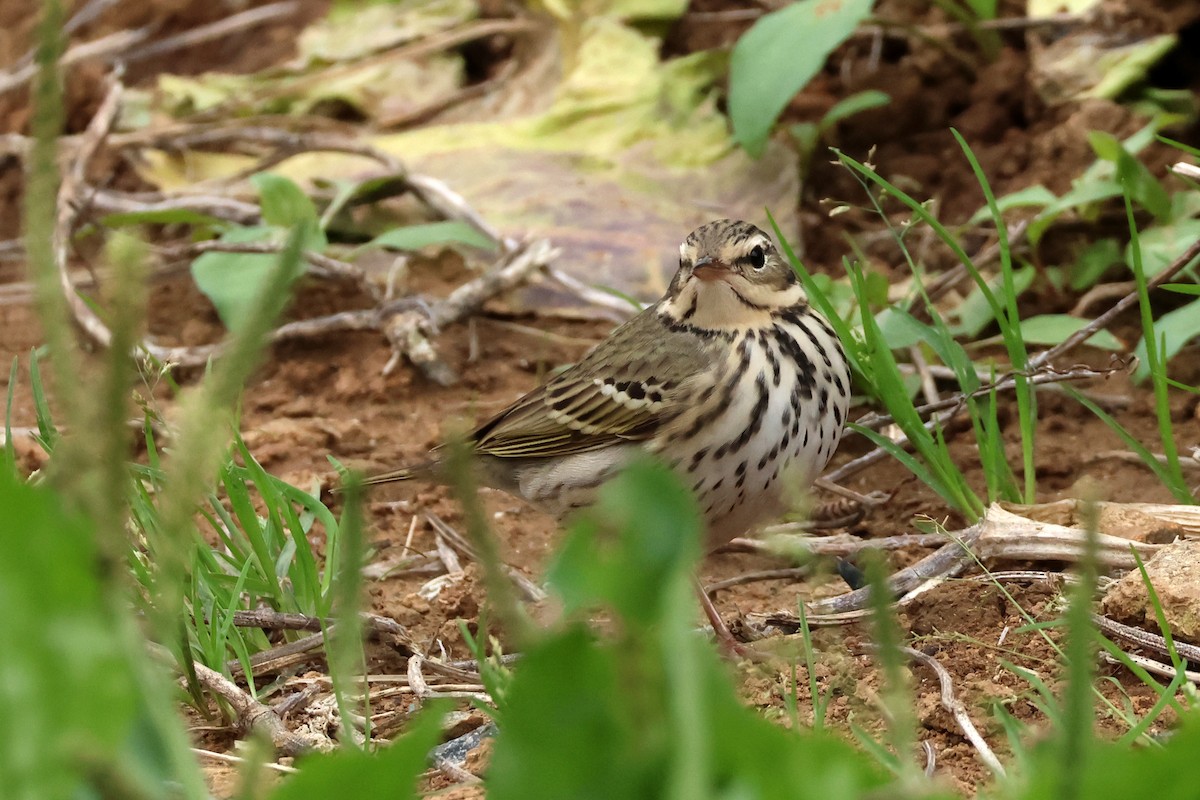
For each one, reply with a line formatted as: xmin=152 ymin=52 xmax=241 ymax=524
xmin=694 ymin=577 xmax=760 ymax=659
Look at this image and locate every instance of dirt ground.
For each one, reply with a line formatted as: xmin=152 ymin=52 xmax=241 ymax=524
xmin=3 ymin=0 xmax=1199 ymax=796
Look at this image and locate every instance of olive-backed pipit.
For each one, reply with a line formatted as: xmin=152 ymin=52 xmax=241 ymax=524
xmin=366 ymin=219 xmax=852 ymax=644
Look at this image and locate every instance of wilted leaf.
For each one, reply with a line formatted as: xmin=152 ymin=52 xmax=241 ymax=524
xmin=1031 ymin=29 xmax=1176 ymax=105
xmin=1029 ymin=0 xmax=1099 ymax=14
xmin=137 ymin=17 xmax=803 ymax=311
xmin=297 ymin=0 xmax=476 ymax=63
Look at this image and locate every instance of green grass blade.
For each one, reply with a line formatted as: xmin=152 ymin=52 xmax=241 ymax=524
xmin=4 ymin=358 xmax=17 ymax=475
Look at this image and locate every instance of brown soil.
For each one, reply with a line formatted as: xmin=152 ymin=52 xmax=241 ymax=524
xmin=2 ymin=0 xmax=1198 ymax=796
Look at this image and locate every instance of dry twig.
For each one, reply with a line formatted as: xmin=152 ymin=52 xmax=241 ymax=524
xmin=425 ymin=512 xmax=548 ymax=602
xmin=381 ymin=238 xmax=558 ymax=384
xmin=190 ymin=661 xmax=327 ymax=755
xmin=1092 ymin=613 xmax=1200 ymax=666
xmin=897 ymin=645 xmax=1005 ymax=777
xmin=192 ymin=747 xmax=299 ymax=775
xmin=0 ymin=2 xmax=300 ymax=97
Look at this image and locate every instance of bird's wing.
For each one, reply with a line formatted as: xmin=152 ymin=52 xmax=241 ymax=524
xmin=471 ymin=312 xmax=710 ymax=459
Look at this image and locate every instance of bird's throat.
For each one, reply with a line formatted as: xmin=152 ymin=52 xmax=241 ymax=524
xmin=664 ymin=279 xmax=805 ymax=331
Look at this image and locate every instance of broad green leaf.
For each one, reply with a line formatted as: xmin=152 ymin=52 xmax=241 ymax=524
xmin=1040 ymin=177 xmax=1124 ymax=218
xmin=1112 ymin=148 xmax=1171 ymax=222
xmin=966 ymin=0 xmax=997 ymax=18
xmin=861 ymin=269 xmax=890 ymax=308
xmin=488 ymin=627 xmax=655 ymax=799
xmin=947 ymin=264 xmax=1036 ymax=337
xmin=1168 ymin=187 xmax=1200 ymax=221
xmin=547 ymin=461 xmax=700 ymax=625
xmin=1162 ymin=283 xmax=1200 ymax=296
xmin=1018 ymin=314 xmax=1121 ymax=350
xmin=1088 ymin=34 xmax=1176 ymax=101
xmin=1022 ymin=713 xmax=1200 ymax=800
xmin=0 ymin=475 xmax=141 ymax=798
xmin=1087 ymin=130 xmax=1123 ymax=162
xmin=1127 ymin=218 xmax=1200 ymax=276
xmin=1068 ymin=238 xmax=1121 ymax=290
xmin=874 ymin=307 xmax=928 ymax=349
xmin=729 ymin=0 xmax=873 ymax=157
xmin=252 ymin=173 xmax=320 ymax=229
xmin=819 ymin=89 xmax=891 ymax=132
xmin=1133 ymin=298 xmax=1200 ymax=380
xmin=190 ymin=226 xmax=308 ymax=332
xmin=362 ymin=220 xmax=496 ymax=253
xmin=1027 ymin=121 xmax=1166 ymax=243
xmin=969 ymin=184 xmax=1056 ymax=224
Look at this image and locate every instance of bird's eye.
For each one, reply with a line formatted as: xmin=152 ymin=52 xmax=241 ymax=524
xmin=748 ymin=245 xmax=766 ymax=270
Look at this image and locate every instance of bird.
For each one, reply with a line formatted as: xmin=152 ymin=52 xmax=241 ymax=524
xmin=364 ymin=219 xmax=852 ymax=645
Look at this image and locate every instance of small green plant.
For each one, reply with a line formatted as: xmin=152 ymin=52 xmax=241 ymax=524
xmin=927 ymin=0 xmax=1001 ymax=59
xmin=103 ymin=169 xmax=494 ymax=334
xmin=486 ymin=460 xmax=895 ymax=799
xmin=728 ymin=0 xmax=875 ymax=158
xmin=789 ymin=90 xmax=891 ymax=179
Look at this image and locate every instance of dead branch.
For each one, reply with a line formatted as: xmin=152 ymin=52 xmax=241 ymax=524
xmin=55 ymin=78 xmax=125 ymax=351
xmin=801 ymin=525 xmax=983 ymax=619
xmin=89 ymin=189 xmax=263 ymax=226
xmin=190 ymin=661 xmax=328 ymax=755
xmin=229 ymin=608 xmax=416 ymax=655
xmin=757 ymin=502 xmax=1190 ymax=630
xmin=381 ymin=238 xmax=558 ymax=384
xmin=227 ymin=630 xmax=329 ymax=678
xmin=407 ymin=654 xmax=493 ymax=702
xmin=192 ymin=747 xmax=299 ymax=775
xmin=723 ymin=531 xmax=952 ymax=557
xmin=124 ymin=2 xmax=302 ymax=65
xmin=1101 ymin=652 xmax=1200 ymax=685
xmin=704 ymin=568 xmax=810 ymax=595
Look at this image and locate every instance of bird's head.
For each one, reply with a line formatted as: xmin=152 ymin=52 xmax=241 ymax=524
xmin=663 ymin=219 xmax=805 ymax=329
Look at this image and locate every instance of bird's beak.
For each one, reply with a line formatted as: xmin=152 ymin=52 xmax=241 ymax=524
xmin=691 ymin=257 xmax=730 ymax=282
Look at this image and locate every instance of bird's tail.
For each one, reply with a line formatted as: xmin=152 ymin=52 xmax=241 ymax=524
xmin=359 ymin=467 xmax=418 ymax=486
xmin=332 ymin=460 xmax=438 ymax=492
